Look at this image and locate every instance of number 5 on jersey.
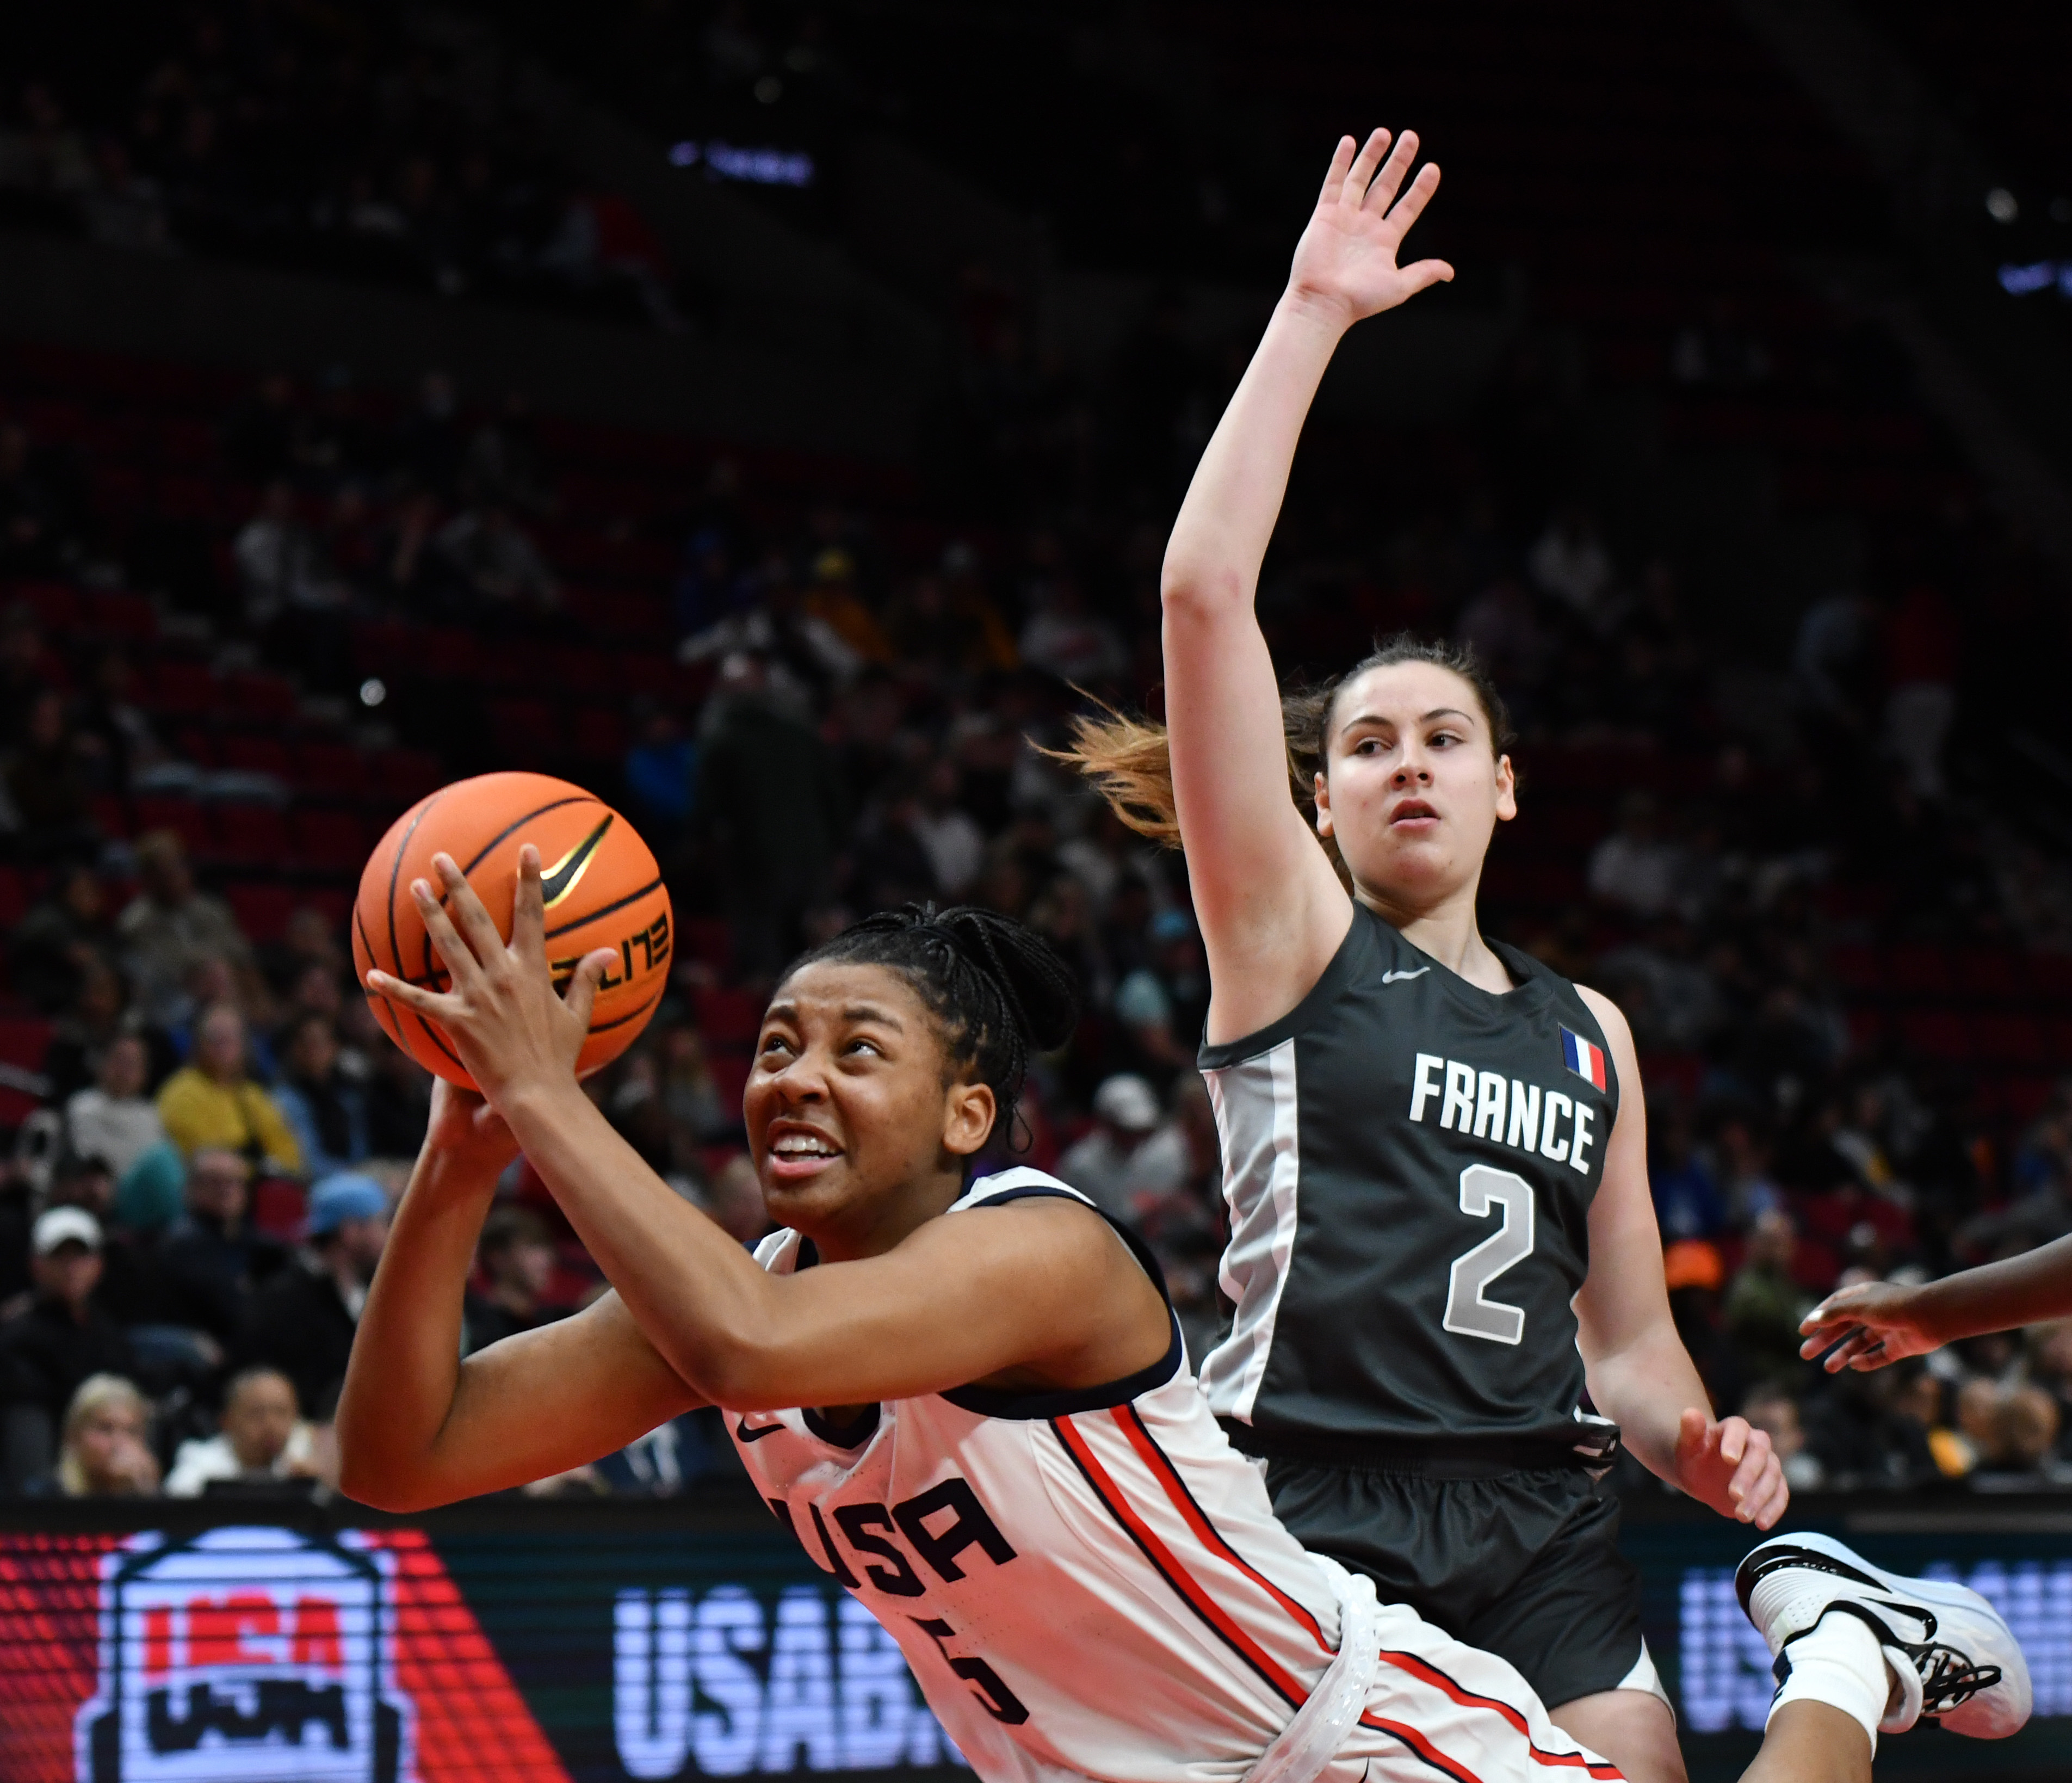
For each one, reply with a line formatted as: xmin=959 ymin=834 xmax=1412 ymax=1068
xmin=1442 ymin=1164 xmax=1535 ymax=1345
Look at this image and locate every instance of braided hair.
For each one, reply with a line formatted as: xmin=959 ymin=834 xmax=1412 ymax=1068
xmin=783 ymin=905 xmax=1081 ymax=1148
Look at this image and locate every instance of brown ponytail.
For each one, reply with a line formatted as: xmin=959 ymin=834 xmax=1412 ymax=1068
xmin=1051 ymin=633 xmax=1513 ymax=877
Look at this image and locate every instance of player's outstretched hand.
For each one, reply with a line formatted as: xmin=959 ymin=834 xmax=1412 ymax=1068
xmin=1674 ymin=1407 xmax=1787 ymax=1528
xmin=1287 ymin=128 xmax=1454 ymax=331
xmin=1798 ymin=1278 xmax=1938 ymax=1372
xmin=366 ymin=846 xmax=617 ymax=1108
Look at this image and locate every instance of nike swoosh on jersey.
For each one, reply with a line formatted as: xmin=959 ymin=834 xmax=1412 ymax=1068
xmin=1381 ymin=967 xmax=1431 ymax=984
xmin=540 ymin=814 xmax=615 ymax=909
xmin=735 ymin=1416 xmax=785 ymax=1442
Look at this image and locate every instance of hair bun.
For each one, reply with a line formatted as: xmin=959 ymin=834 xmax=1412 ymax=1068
xmin=930 ymin=906 xmax=1081 ymax=1054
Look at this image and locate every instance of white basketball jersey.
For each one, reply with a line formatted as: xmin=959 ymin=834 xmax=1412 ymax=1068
xmin=729 ymin=1169 xmax=1619 ymax=1783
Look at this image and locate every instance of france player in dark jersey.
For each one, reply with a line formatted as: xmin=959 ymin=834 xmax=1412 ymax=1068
xmin=1062 ymin=128 xmax=1784 ymax=1783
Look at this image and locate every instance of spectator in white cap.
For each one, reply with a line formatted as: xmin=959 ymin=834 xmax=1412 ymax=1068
xmin=1056 ymin=1072 xmax=1164 ymax=1221
xmin=0 ymin=1207 xmax=137 ymax=1490
xmin=165 ymin=1365 xmax=317 ymax=1497
xmin=237 ymin=1173 xmax=390 ymax=1419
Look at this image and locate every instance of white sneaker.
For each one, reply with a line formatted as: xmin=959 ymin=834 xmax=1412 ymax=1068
xmin=1736 ymin=1531 xmax=2031 ymax=1739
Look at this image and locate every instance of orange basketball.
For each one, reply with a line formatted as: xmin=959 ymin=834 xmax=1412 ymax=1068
xmin=352 ymin=772 xmax=672 ymax=1088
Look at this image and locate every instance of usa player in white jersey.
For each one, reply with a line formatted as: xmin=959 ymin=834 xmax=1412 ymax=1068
xmin=345 ymin=851 xmax=2029 ymax=1783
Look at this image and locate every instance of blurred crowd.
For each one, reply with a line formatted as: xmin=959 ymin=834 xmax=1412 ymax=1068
xmin=6 ymin=319 xmax=2072 ymax=1509
xmin=3 ymin=5 xmax=2072 ymax=1513
xmin=0 ymin=5 xmax=676 ymax=327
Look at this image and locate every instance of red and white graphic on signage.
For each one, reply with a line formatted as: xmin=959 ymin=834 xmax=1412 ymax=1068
xmin=0 ymin=1527 xmax=570 ymax=1783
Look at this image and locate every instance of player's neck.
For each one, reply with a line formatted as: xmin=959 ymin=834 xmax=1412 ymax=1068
xmin=805 ymin=1168 xmax=966 ymax=1265
xmin=1366 ymin=886 xmax=1513 ymax=995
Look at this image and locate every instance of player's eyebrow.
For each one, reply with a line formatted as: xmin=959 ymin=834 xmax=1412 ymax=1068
xmin=1422 ymin=706 xmax=1474 ymax=724
xmin=843 ymin=1004 xmax=905 ymax=1029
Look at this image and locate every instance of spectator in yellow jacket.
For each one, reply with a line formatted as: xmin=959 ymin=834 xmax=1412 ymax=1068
xmin=155 ymin=1002 xmax=303 ymax=1176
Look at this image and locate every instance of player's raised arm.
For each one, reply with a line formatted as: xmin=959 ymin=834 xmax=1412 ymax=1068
xmin=1161 ymin=128 xmax=1452 ymax=1038
xmin=336 ymin=1078 xmax=703 ymax=1511
xmin=365 ymin=854 xmax=1171 ymax=1420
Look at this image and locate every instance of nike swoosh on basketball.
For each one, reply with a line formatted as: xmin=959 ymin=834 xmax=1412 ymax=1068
xmin=735 ymin=1416 xmax=785 ymax=1442
xmin=1381 ymin=967 xmax=1431 ymax=984
xmin=540 ymin=814 xmax=614 ymax=909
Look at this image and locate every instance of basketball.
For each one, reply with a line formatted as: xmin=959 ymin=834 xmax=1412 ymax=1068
xmin=351 ymin=772 xmax=672 ymax=1088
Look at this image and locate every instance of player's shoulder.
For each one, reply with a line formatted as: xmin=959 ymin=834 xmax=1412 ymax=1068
xmin=1571 ymin=981 xmax=1634 ymax=1050
xmin=936 ymin=1168 xmax=1129 ymax=1273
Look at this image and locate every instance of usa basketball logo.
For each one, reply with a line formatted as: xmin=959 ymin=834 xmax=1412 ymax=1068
xmin=73 ymin=1527 xmax=415 ymax=1783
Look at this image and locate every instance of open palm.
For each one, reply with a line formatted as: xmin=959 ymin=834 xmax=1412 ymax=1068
xmin=1289 ymin=128 xmax=1453 ymax=326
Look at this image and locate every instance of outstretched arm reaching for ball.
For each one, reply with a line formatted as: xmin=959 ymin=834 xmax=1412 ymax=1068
xmin=1800 ymin=1234 xmax=2072 ymax=1371
xmin=337 ymin=1077 xmax=703 ymax=1512
xmin=360 ymin=850 xmax=1171 ymax=1444
xmin=1163 ymin=129 xmax=1454 ymax=1044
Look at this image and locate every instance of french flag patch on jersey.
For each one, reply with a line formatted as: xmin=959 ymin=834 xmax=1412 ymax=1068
xmin=1561 ymin=1026 xmax=1608 ymax=1092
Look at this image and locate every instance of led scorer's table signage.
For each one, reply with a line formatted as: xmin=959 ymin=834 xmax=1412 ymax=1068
xmin=5 ymin=1504 xmax=2072 ymax=1782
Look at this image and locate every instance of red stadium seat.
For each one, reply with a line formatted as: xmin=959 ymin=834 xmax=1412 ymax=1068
xmin=369 ymin=749 xmax=442 ymax=805
xmin=0 ymin=1016 xmax=54 ymax=1069
xmin=292 ymin=742 xmax=367 ymax=799
xmin=213 ymin=804 xmax=292 ymax=866
xmin=225 ymin=881 xmax=297 ymax=944
xmin=704 ymin=1052 xmax=751 ymax=1117
xmin=1886 ymin=945 xmax=1951 ymax=1000
xmin=1972 ymin=1014 xmax=2045 ymax=1066
xmin=1897 ymin=1009 xmax=1970 ymax=1060
xmin=250 ymin=1177 xmax=308 ymax=1242
xmin=89 ymin=794 xmax=129 ymax=840
xmin=145 ymin=661 xmax=218 ymax=717
xmin=571 ymin=707 xmax=627 ymax=761
xmin=10 ymin=581 xmax=79 ymax=632
xmin=1826 ymin=946 xmax=1879 ymax=995
xmin=217 ymin=734 xmax=292 ymax=778
xmin=301 ymin=887 xmax=352 ymax=933
xmin=679 ymin=918 xmax=731 ymax=972
xmin=696 ymin=986 xmax=764 ymax=1048
xmin=85 ymin=590 xmax=156 ymax=641
xmin=0 ymin=1014 xmax=51 ymax=1126
xmin=1949 ymin=947 xmax=2017 ymax=1002
xmin=221 ymin=670 xmax=299 ymax=724
xmin=292 ymin=808 xmax=368 ymax=875
xmin=487 ymin=699 xmax=564 ymax=764
xmin=132 ymin=795 xmax=211 ymax=856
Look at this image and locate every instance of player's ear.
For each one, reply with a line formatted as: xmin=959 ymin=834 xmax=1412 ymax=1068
xmin=1494 ymin=753 xmax=1517 ymax=823
xmin=1314 ymin=770 xmax=1334 ymax=839
xmin=943 ymin=1080 xmax=996 ymax=1158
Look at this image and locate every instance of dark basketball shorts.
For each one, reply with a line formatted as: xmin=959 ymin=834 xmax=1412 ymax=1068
xmin=1258 ymin=1457 xmax=1665 ymax=1716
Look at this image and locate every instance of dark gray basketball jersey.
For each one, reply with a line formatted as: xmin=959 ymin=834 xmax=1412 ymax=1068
xmin=1196 ymin=905 xmax=1621 ymax=1458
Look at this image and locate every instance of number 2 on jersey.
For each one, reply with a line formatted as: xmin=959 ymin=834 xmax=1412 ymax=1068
xmin=1442 ymin=1164 xmax=1535 ymax=1345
